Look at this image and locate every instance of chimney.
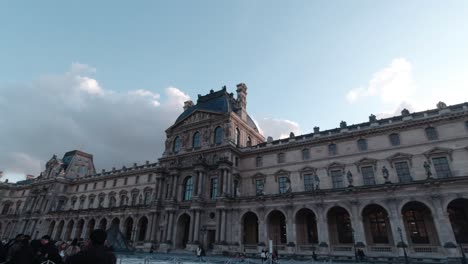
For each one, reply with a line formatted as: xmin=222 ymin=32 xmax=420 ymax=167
xmin=236 ymin=83 xmax=248 ymax=121
xmin=313 ymin=126 xmax=320 ymax=133
xmin=183 ymin=100 xmax=194 ymax=111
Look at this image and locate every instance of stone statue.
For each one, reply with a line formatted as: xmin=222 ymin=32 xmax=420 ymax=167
xmin=314 ymin=174 xmax=320 ymax=190
xmin=347 ymin=171 xmax=354 ymax=187
xmin=382 ymin=166 xmax=390 ymax=183
xmin=424 ymin=161 xmax=433 ymax=179
xmin=340 ymin=121 xmax=347 ymax=129
xmin=289 ymin=132 xmax=295 ymax=138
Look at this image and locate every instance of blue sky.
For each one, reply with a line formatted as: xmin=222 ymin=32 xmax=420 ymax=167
xmin=1 ymin=1 xmax=468 ymax=181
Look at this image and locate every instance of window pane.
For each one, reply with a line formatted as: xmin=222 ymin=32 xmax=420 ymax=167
xmin=425 ymin=127 xmax=438 ymax=140
xmin=173 ymin=136 xmax=181 ymax=153
xmin=256 ymin=179 xmax=264 ymax=196
xmin=395 ymin=161 xmax=412 ymax=183
xmin=361 ymin=166 xmax=375 ymax=185
xmin=432 ymin=157 xmax=451 ymax=178
xmin=329 ymin=144 xmax=337 ymax=156
xmin=215 ymin=127 xmax=223 ymax=144
xmin=302 ymin=149 xmax=310 ymax=160
xmin=184 ymin=176 xmax=193 ymax=200
xmin=278 ymin=153 xmax=285 ymax=163
xmin=278 ymin=176 xmax=290 ymax=193
xmin=389 ymin=133 xmax=400 ymax=146
xmin=193 ymin=132 xmax=201 ymax=148
xmin=357 ymin=139 xmax=367 ymax=151
xmin=210 ymin=177 xmax=218 ymax=199
xmin=331 ymin=170 xmax=343 ymax=188
xmin=303 ymin=174 xmax=314 ymax=191
xmin=256 ymin=156 xmax=263 ymax=167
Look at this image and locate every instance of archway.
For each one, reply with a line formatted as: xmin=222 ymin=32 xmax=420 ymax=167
xmin=175 ymin=214 xmax=191 ymax=249
xmin=137 ymin=217 xmax=148 ymax=241
xmin=86 ymin=219 xmax=96 ymax=239
xmin=111 ymin=218 xmax=120 ymax=230
xmin=64 ymin=220 xmax=74 ymax=241
xmin=267 ymin=210 xmax=287 ymax=245
xmin=242 ymin=212 xmax=259 ymax=245
xmin=362 ymin=204 xmax=393 ymax=245
xmin=47 ymin=221 xmax=56 ymax=236
xmin=99 ymin=218 xmax=108 ymax=230
xmin=55 ymin=220 xmax=65 ymax=241
xmin=447 ymin=198 xmax=468 ymax=243
xmin=124 ymin=217 xmax=133 ymax=241
xmin=75 ymin=219 xmax=85 ymax=239
xmin=295 ymin=208 xmax=318 ymax=245
xmin=327 ymin=206 xmax=353 ymax=244
xmin=402 ymin=201 xmax=439 ymax=245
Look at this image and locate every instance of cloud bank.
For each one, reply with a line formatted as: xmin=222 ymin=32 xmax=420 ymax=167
xmin=0 ymin=64 xmax=189 ymax=182
xmin=256 ymin=118 xmax=301 ymax=140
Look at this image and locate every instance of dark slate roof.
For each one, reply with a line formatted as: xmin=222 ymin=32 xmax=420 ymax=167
xmin=174 ymin=88 xmax=259 ymax=132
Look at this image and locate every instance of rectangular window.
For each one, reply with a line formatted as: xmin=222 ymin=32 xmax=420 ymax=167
xmin=302 ymin=149 xmax=310 ymax=160
xmin=84 ymin=184 xmax=88 ymax=191
xmin=165 ymin=184 xmax=170 ymax=199
xmin=93 ymin=182 xmax=97 ymax=190
xmin=329 ymin=144 xmax=337 ymax=156
xmin=136 ymin=175 xmax=140 ymax=184
xmin=278 ymin=176 xmax=289 ymax=194
xmin=425 ymin=127 xmax=438 ymax=140
xmin=76 ymin=185 xmax=79 ymax=192
xmin=361 ymin=166 xmax=376 ymax=185
xmin=395 ymin=161 xmax=412 ymax=183
xmin=277 ymin=153 xmax=285 ymax=163
xmin=124 ymin=177 xmax=128 ymax=185
xmin=389 ymin=133 xmax=400 ymax=146
xmin=432 ymin=157 xmax=452 ymax=178
xmin=103 ymin=181 xmax=107 ymax=188
xmin=210 ymin=178 xmax=218 ymax=199
xmin=113 ymin=179 xmax=117 ymax=187
xmin=331 ymin=170 xmax=344 ymax=188
xmin=255 ymin=179 xmax=264 ymax=196
xmin=148 ymin=174 xmax=153 ymax=182
xmin=357 ymin=139 xmax=368 ymax=151
xmin=303 ymin=174 xmax=314 ymax=191
xmin=256 ymin=156 xmax=263 ymax=167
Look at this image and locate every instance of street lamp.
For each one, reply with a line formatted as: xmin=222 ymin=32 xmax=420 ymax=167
xmin=397 ymin=227 xmax=409 ymax=264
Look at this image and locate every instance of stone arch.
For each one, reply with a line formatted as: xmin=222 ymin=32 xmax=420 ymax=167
xmin=47 ymin=220 xmax=56 ymax=236
xmin=242 ymin=211 xmax=259 ymax=245
xmin=267 ymin=210 xmax=287 ymax=245
xmin=362 ymin=204 xmax=393 ymax=245
xmin=324 ymin=202 xmax=354 ymax=219
xmin=295 ymin=208 xmax=318 ymax=245
xmin=401 ymin=201 xmax=439 ymax=245
xmin=175 ymin=213 xmax=191 ymax=249
xmin=55 ymin=220 xmax=65 ymax=241
xmin=447 ymin=198 xmax=468 ymax=243
xmin=137 ymin=216 xmax=149 ymax=242
xmin=99 ymin=218 xmax=108 ymax=230
xmin=86 ymin=219 xmax=96 ymax=239
xmin=327 ymin=206 xmax=353 ymax=245
xmin=397 ymin=197 xmax=435 ymax=215
xmin=124 ymin=217 xmax=134 ymax=241
xmin=64 ymin=220 xmax=74 ymax=241
xmin=75 ymin=219 xmax=85 ymax=239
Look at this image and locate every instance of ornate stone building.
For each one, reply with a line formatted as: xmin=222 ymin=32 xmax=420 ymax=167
xmin=1 ymin=84 xmax=468 ymax=260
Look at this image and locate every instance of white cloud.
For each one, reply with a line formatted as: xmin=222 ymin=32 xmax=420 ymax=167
xmin=346 ymin=58 xmax=416 ymax=104
xmin=0 ymin=63 xmax=189 ymax=182
xmin=256 ymin=118 xmax=301 ymax=140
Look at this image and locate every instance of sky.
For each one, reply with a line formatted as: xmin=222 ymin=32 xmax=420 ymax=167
xmin=1 ymin=0 xmax=468 ymax=182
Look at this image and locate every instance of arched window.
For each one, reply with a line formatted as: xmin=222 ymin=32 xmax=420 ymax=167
xmin=173 ymin=136 xmax=181 ymax=153
xmin=214 ymin=126 xmax=223 ymax=145
xmin=183 ymin=176 xmax=193 ymax=201
xmin=247 ymin=136 xmax=252 ymax=147
xmin=425 ymin=127 xmax=438 ymax=140
xmin=192 ymin=132 xmax=201 ymax=149
xmin=235 ymin=128 xmax=240 ymax=146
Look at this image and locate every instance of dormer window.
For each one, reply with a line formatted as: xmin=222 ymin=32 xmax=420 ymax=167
xmin=173 ymin=136 xmax=181 ymax=153
xmin=193 ymin=132 xmax=201 ymax=149
xmin=214 ymin=126 xmax=223 ymax=145
xmin=425 ymin=127 xmax=438 ymax=140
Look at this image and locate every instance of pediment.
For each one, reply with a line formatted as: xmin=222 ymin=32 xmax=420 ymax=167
xmin=354 ymin=157 xmax=378 ymax=172
xmin=170 ymin=110 xmax=223 ymax=129
xmin=299 ymin=166 xmax=317 ymax=173
xmin=423 ymin=147 xmax=453 ymax=160
xmin=327 ymin=162 xmax=346 ymax=170
xmin=387 ymin=152 xmax=413 ymax=161
xmin=275 ymin=169 xmax=290 ymax=176
xmin=251 ymin=173 xmax=266 ymax=184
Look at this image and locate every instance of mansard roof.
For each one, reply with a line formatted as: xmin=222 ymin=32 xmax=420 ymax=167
xmin=174 ymin=87 xmax=259 ymax=132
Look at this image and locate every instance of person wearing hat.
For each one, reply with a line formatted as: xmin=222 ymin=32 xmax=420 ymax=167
xmin=39 ymin=235 xmax=63 ymax=264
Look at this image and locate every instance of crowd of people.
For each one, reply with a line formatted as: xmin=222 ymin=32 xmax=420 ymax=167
xmin=0 ymin=229 xmax=116 ymax=264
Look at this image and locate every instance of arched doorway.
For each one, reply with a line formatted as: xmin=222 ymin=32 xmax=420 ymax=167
xmin=267 ymin=210 xmax=287 ymax=246
xmin=328 ymin=206 xmax=353 ymax=244
xmin=124 ymin=217 xmax=133 ymax=241
xmin=65 ymin=220 xmax=74 ymax=241
xmin=402 ymin=202 xmax=439 ymax=245
xmin=47 ymin=221 xmax=56 ymax=236
xmin=242 ymin=212 xmax=259 ymax=245
xmin=447 ymin=198 xmax=468 ymax=243
xmin=55 ymin=220 xmax=65 ymax=241
xmin=86 ymin=219 xmax=96 ymax=239
xmin=137 ymin=217 xmax=148 ymax=241
xmin=175 ymin=214 xmax=191 ymax=249
xmin=99 ymin=218 xmax=108 ymax=230
xmin=75 ymin=219 xmax=85 ymax=239
xmin=362 ymin=204 xmax=393 ymax=245
xmin=295 ymin=208 xmax=318 ymax=245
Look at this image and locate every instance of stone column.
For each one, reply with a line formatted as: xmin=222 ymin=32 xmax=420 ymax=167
xmin=188 ymin=211 xmax=195 ymax=242
xmin=431 ymin=195 xmax=457 ymax=245
xmin=193 ymin=210 xmax=200 ymax=242
xmin=167 ymin=212 xmax=174 ymax=243
xmin=216 ymin=210 xmax=222 ymax=242
xmin=172 ymin=175 xmax=179 ymax=200
xmin=157 ymin=179 xmax=164 ymax=200
xmin=193 ymin=172 xmax=199 ymax=196
xmin=197 ymin=171 xmax=204 ymax=196
xmin=259 ymin=219 xmax=268 ymax=244
xmin=387 ymin=199 xmax=410 ymax=256
xmin=351 ymin=202 xmax=366 ymax=244
xmin=226 ymin=170 xmax=231 ymax=196
xmin=286 ymin=207 xmax=295 ymax=245
xmin=220 ymin=209 xmax=227 ymax=242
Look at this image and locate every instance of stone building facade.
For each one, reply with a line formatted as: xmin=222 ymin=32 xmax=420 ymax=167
xmin=1 ymin=84 xmax=468 ymax=260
